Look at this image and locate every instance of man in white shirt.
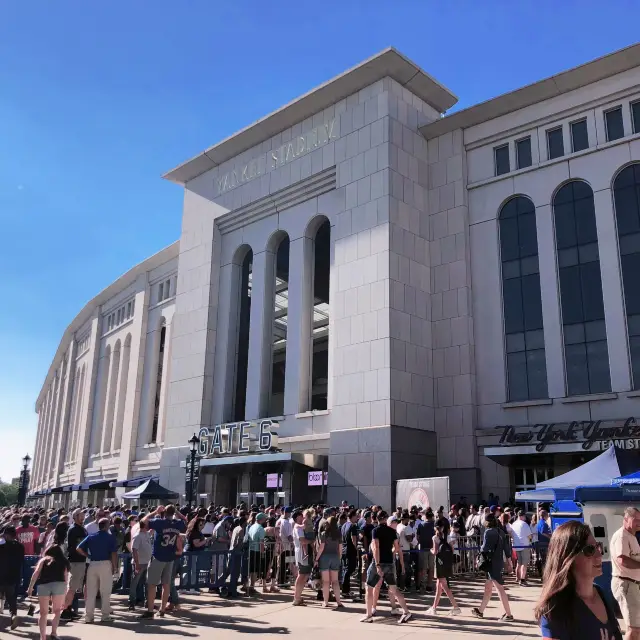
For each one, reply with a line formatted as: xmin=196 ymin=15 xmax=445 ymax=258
xmin=395 ymin=512 xmax=414 ymax=591
xmin=276 ymin=507 xmax=294 ymax=585
xmin=610 ymin=506 xmax=640 ymax=640
xmin=85 ymin=509 xmax=106 ymax=535
xmin=510 ymin=510 xmax=533 ymax=585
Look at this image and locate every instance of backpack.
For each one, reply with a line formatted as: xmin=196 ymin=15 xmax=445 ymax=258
xmin=436 ymin=537 xmax=454 ymax=570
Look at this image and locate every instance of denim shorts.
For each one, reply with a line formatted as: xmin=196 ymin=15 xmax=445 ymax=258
xmin=37 ymin=581 xmax=66 ymax=597
xmin=318 ymin=554 xmax=340 ymax=572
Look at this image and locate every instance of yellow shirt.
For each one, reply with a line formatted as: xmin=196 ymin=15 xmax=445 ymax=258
xmin=610 ymin=527 xmax=640 ymax=581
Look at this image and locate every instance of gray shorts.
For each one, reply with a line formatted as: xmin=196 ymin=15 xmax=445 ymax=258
xmin=367 ymin=561 xmax=396 ymax=586
xmin=37 ymin=581 xmax=66 ymax=597
xmin=516 ymin=549 xmax=531 ymax=565
xmin=68 ymin=562 xmax=86 ymax=592
xmin=147 ymin=558 xmax=174 ymax=586
xmin=318 ymin=554 xmax=340 ymax=572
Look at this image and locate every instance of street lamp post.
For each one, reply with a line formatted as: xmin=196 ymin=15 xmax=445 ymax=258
xmin=187 ymin=433 xmax=200 ymax=510
xmin=18 ymin=453 xmax=31 ymax=507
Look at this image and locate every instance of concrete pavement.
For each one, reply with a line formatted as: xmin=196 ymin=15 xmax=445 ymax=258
xmin=0 ymin=577 xmax=542 ymax=639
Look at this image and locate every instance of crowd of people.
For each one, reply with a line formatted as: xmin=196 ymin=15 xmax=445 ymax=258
xmin=0 ymin=500 xmax=637 ymax=640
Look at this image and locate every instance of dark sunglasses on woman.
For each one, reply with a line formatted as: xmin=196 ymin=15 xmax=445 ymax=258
xmin=581 ymin=542 xmax=603 ymax=557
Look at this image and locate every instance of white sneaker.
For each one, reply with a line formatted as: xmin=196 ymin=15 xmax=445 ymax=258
xmin=426 ymin=607 xmax=438 ymax=615
xmin=450 ymin=607 xmax=462 ymax=616
xmin=390 ymin=608 xmax=402 ymax=616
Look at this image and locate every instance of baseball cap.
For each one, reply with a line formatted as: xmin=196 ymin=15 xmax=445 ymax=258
xmin=489 ymin=505 xmax=499 ymax=514
xmin=363 ymin=510 xmax=372 ymax=519
xmin=284 ymin=506 xmax=293 ymax=514
xmin=256 ymin=512 xmax=268 ymax=522
xmin=388 ymin=515 xmax=398 ymax=524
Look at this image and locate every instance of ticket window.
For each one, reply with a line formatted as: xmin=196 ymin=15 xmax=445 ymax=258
xmin=237 ymin=491 xmax=250 ymax=507
xmin=254 ymin=492 xmax=266 ymax=507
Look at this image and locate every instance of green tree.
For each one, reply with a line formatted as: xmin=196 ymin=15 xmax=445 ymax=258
xmin=0 ymin=481 xmax=19 ymax=506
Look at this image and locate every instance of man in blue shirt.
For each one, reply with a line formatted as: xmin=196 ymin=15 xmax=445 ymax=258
xmin=140 ymin=505 xmax=187 ymax=618
xmin=536 ymin=509 xmax=552 ymax=571
xmin=76 ymin=518 xmax=118 ymax=623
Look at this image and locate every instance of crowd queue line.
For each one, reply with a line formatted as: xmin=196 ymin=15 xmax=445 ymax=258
xmin=0 ymin=500 xmax=638 ymax=640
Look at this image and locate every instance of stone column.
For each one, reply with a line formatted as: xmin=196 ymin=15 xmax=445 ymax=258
xmin=594 ymin=188 xmax=632 ymax=392
xmin=245 ymin=248 xmax=275 ymax=420
xmin=53 ymin=348 xmax=76 ymax=483
xmin=536 ymin=204 xmax=566 ymax=398
xmin=211 ymin=261 xmax=242 ymax=424
xmin=283 ymin=235 xmax=313 ymax=415
xmin=74 ymin=313 xmax=103 ymax=483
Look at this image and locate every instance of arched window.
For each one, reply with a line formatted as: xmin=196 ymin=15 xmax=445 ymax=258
xmin=233 ymin=249 xmax=253 ymax=421
xmin=270 ymin=235 xmax=289 ymax=416
xmin=499 ymin=196 xmax=548 ymax=400
xmin=311 ymin=220 xmax=330 ymax=410
xmin=151 ymin=324 xmax=166 ymax=443
xmin=613 ymin=163 xmax=640 ymax=388
xmin=554 ymin=181 xmax=611 ymax=395
xmin=92 ymin=345 xmax=111 ymax=455
xmin=102 ymin=340 xmax=120 ymax=453
xmin=112 ymin=334 xmax=131 ymax=449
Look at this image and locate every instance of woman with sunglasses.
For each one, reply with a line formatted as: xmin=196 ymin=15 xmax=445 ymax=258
xmin=535 ymin=521 xmax=622 ymax=640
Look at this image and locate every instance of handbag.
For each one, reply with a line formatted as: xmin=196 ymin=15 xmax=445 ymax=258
xmin=477 ymin=551 xmax=492 ymax=572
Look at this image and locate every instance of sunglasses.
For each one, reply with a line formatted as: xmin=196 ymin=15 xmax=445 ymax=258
xmin=581 ymin=542 xmax=603 ymax=557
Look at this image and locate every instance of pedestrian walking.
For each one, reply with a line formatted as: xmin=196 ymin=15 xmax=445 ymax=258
xmin=61 ymin=508 xmax=87 ymax=620
xmin=0 ymin=526 xmax=25 ymax=630
xmin=426 ymin=520 xmax=461 ymax=616
xmin=27 ymin=543 xmax=70 ymax=640
xmin=471 ymin=513 xmax=513 ymax=621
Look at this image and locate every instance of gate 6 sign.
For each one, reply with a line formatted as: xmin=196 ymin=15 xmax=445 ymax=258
xmin=197 ymin=420 xmax=279 ymax=457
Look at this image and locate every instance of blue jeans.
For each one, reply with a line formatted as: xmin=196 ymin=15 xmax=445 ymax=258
xmin=129 ymin=565 xmax=147 ymax=605
xmin=228 ymin=549 xmax=243 ymax=596
xmin=169 ymin=557 xmax=181 ymax=604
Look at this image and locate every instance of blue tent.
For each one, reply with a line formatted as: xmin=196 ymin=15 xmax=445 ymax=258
xmin=611 ymin=470 xmax=640 ymax=486
xmin=537 ymin=445 xmax=639 ymax=489
xmin=516 ymin=445 xmax=640 ymax=502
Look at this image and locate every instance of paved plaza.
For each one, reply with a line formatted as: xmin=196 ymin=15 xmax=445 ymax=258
xmin=0 ymin=578 xmax=543 ymax=640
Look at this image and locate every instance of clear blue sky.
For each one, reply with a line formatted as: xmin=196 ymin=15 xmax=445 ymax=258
xmin=1 ymin=1 xmax=638 ymax=483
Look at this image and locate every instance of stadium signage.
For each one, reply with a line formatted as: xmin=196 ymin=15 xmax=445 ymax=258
xmin=197 ymin=420 xmax=278 ymax=456
xmin=496 ymin=417 xmax=640 ymax=452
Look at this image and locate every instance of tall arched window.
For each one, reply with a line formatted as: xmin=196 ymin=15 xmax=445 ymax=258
xmin=112 ymin=334 xmax=131 ymax=450
xmin=151 ymin=324 xmax=166 ymax=443
xmin=233 ymin=249 xmax=253 ymax=421
xmin=102 ymin=340 xmax=120 ymax=453
xmin=554 ymin=180 xmax=611 ymax=395
xmin=92 ymin=345 xmax=111 ymax=455
xmin=311 ymin=220 xmax=330 ymax=410
xmin=499 ymin=196 xmax=548 ymax=400
xmin=270 ymin=235 xmax=289 ymax=416
xmin=613 ymin=163 xmax=640 ymax=388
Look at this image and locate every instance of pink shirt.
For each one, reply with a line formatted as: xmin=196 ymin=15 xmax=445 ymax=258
xmin=15 ymin=525 xmax=40 ymax=555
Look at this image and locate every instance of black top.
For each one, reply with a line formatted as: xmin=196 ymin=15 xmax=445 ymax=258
xmin=341 ymin=522 xmax=358 ymax=555
xmin=39 ymin=555 xmax=70 ymax=585
xmin=372 ymin=524 xmax=397 ymax=564
xmin=417 ymin=520 xmax=435 ymax=549
xmin=66 ymin=523 xmax=88 ymax=563
xmin=0 ymin=540 xmax=25 ymax=584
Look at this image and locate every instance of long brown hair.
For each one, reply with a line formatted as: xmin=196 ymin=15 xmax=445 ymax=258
xmin=323 ymin=516 xmax=340 ymax=541
xmin=186 ymin=517 xmax=204 ymax=539
xmin=534 ymin=520 xmax=591 ymax=623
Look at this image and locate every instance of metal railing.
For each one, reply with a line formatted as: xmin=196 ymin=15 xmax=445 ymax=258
xmin=16 ymin=537 xmax=543 ymax=600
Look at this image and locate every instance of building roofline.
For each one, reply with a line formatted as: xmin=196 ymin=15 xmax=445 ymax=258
xmin=420 ymin=42 xmax=640 ymax=140
xmin=35 ymin=241 xmax=180 ymax=409
xmin=162 ymin=47 xmax=458 ymax=185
